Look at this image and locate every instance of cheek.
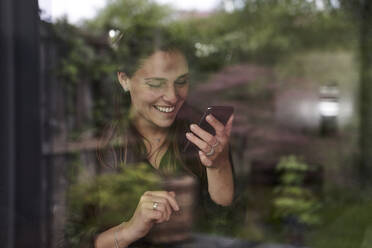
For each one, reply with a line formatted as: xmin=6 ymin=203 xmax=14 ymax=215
xmin=131 ymin=87 xmax=161 ymax=105
xmin=176 ymin=85 xmax=189 ymax=100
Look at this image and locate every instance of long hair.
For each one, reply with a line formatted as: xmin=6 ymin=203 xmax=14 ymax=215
xmin=96 ymin=82 xmax=204 ymax=178
xmin=97 ymin=29 xmax=203 ymax=177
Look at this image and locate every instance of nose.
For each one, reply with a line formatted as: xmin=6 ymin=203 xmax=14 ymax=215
xmin=162 ymin=85 xmax=178 ymax=104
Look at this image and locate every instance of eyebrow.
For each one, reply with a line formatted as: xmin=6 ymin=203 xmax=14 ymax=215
xmin=144 ymin=73 xmax=189 ymax=81
xmin=144 ymin=77 xmax=167 ymax=81
xmin=176 ymin=73 xmax=189 ymax=79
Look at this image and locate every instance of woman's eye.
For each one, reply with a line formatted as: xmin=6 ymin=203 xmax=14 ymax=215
xmin=145 ymin=81 xmax=163 ymax=88
xmin=175 ymin=80 xmax=188 ymax=86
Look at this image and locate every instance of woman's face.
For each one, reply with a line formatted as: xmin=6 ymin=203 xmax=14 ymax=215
xmin=119 ymin=50 xmax=189 ymax=130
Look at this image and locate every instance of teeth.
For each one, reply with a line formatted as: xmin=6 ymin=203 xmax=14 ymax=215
xmin=155 ymin=106 xmax=175 ymax=113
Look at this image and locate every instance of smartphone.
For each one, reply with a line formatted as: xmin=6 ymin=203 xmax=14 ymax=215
xmin=183 ymin=106 xmax=234 ymax=152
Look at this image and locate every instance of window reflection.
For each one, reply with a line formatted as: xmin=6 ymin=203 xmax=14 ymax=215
xmin=35 ymin=0 xmax=372 ymax=247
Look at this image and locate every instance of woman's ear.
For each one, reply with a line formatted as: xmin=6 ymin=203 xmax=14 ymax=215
xmin=117 ymin=72 xmax=130 ymax=92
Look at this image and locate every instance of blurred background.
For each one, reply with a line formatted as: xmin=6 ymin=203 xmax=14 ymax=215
xmin=2 ymin=0 xmax=372 ymax=247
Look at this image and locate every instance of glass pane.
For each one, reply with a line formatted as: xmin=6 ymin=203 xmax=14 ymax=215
xmin=37 ymin=0 xmax=372 ymax=247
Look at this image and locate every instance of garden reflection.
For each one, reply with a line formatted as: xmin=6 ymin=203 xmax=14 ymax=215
xmin=39 ymin=0 xmax=372 ymax=247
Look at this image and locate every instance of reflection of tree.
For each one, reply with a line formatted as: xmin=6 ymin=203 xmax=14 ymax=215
xmin=273 ymin=156 xmax=321 ymax=244
xmin=65 ymin=163 xmax=161 ymax=248
xmin=43 ymin=0 xmax=372 ymax=246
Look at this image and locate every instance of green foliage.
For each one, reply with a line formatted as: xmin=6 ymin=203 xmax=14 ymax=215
xmin=216 ymin=1 xmax=356 ymax=64
xmin=194 ymin=188 xmax=257 ymax=240
xmin=83 ymin=0 xmax=188 ymax=76
xmin=66 ymin=153 xmax=83 ymax=185
xmin=275 ymin=51 xmax=358 ymax=89
xmin=48 ymin=1 xmax=362 ymax=243
xmin=53 ymin=20 xmax=98 ymax=83
xmin=51 ymin=19 xmax=118 ymax=136
xmin=65 ymin=163 xmax=161 ymax=247
xmin=307 ymin=189 xmax=372 ymax=248
xmin=272 ymin=156 xmax=321 ymax=227
xmin=85 ymin=0 xmax=170 ymax=31
xmin=49 ymin=0 xmax=359 ymax=138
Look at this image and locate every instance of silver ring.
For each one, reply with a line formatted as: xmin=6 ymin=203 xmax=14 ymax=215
xmin=211 ymin=140 xmax=220 ymax=148
xmin=152 ymin=202 xmax=159 ymax=210
xmin=205 ymin=147 xmax=215 ymax=157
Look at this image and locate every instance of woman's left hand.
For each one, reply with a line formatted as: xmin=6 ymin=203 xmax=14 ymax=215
xmin=186 ymin=114 xmax=234 ymax=168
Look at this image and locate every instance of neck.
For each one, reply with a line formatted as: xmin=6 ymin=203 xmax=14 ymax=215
xmin=129 ymin=107 xmax=169 ymax=143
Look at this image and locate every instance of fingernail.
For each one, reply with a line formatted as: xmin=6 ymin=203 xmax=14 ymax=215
xmin=206 ymin=115 xmax=212 ymax=121
xmin=186 ymin=132 xmax=192 ymax=137
xmin=174 ymin=204 xmax=180 ymax=211
xmin=199 ymin=150 xmax=203 ymax=156
xmin=190 ymin=124 xmax=196 ymax=130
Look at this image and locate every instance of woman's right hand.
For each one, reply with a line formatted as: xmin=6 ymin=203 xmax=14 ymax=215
xmin=121 ymin=191 xmax=180 ymax=244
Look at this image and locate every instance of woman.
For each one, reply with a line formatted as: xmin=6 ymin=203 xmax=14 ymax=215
xmin=94 ymin=45 xmax=234 ymax=248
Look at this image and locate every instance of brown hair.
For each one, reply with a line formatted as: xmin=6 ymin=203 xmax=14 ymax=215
xmin=97 ymin=40 xmax=204 ymax=177
xmin=96 ymin=107 xmax=204 ymax=178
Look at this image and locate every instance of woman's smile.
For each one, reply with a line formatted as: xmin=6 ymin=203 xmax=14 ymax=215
xmin=153 ymin=105 xmax=176 ymax=113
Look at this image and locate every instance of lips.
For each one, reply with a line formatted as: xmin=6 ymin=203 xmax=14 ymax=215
xmin=154 ymin=105 xmax=176 ymax=113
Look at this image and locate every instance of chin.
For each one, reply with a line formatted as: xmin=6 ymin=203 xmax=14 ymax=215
xmin=155 ymin=119 xmax=176 ymax=128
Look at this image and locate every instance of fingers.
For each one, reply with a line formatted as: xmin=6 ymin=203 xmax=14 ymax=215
xmin=129 ymin=191 xmax=180 ymax=239
xmin=144 ymin=191 xmax=180 ymax=211
xmin=139 ymin=191 xmax=179 ymax=224
xmin=186 ymin=126 xmax=225 ymax=155
xmin=206 ymin=114 xmax=225 ymax=137
xmin=186 ymin=114 xmax=234 ymax=167
xmin=146 ymin=196 xmax=172 ymax=221
xmin=186 ymin=114 xmax=232 ymax=148
xmin=190 ymin=124 xmax=217 ymax=145
xmin=141 ymin=204 xmax=161 ymax=223
xmin=186 ymin=132 xmax=214 ymax=154
xmin=142 ymin=201 xmax=169 ymax=223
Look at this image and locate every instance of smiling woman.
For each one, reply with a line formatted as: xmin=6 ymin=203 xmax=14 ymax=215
xmin=118 ymin=50 xmax=189 ymax=131
xmin=94 ymin=31 xmax=235 ymax=248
